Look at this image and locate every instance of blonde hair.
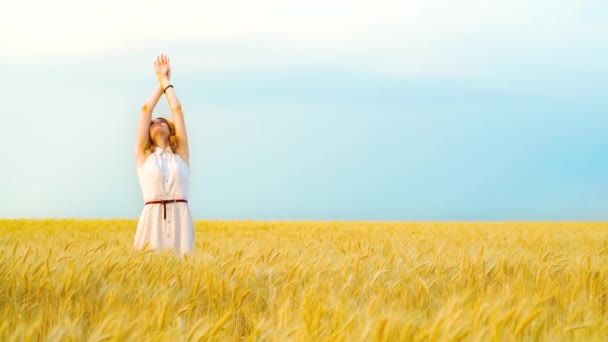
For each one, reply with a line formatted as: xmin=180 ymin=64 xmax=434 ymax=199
xmin=145 ymin=117 xmax=178 ymax=152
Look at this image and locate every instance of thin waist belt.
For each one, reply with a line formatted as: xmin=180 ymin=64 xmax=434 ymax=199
xmin=144 ymin=199 xmax=188 ymax=219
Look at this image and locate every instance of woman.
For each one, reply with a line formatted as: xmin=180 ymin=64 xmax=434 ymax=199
xmin=133 ymin=54 xmax=194 ymax=256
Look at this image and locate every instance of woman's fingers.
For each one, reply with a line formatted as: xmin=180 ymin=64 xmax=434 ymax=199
xmin=153 ymin=54 xmax=170 ymax=73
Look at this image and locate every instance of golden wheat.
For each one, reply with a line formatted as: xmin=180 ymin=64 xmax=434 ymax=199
xmin=0 ymin=220 xmax=606 ymax=341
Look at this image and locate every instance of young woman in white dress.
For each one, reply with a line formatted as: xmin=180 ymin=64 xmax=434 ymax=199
xmin=133 ymin=54 xmax=195 ymax=256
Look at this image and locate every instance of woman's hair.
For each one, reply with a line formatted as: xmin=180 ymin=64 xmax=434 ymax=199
xmin=145 ymin=117 xmax=178 ymax=152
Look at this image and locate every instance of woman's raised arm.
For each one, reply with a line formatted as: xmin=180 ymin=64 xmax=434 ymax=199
xmin=155 ymin=55 xmax=190 ymax=166
xmin=135 ymin=85 xmax=162 ymax=166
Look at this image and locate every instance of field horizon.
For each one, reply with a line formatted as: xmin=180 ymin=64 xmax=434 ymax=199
xmin=1 ymin=219 xmax=607 ymax=341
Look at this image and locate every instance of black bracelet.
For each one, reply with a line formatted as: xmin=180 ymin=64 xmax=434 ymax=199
xmin=163 ymin=84 xmax=174 ymax=94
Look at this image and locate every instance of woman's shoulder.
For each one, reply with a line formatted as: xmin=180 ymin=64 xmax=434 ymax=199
xmin=136 ymin=149 xmax=154 ymax=169
xmin=171 ymin=148 xmax=190 ymax=169
xmin=173 ymin=153 xmax=190 ymax=170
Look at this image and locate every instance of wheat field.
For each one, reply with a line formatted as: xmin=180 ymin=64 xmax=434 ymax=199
xmin=0 ymin=220 xmax=606 ymax=341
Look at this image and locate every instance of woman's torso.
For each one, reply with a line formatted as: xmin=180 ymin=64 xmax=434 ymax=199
xmin=137 ymin=146 xmax=190 ymax=202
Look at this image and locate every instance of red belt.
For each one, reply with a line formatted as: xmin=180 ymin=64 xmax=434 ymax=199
xmin=144 ymin=199 xmax=188 ymax=219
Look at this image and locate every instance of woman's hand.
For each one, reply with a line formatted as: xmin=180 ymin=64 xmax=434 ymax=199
xmin=153 ymin=54 xmax=171 ymax=86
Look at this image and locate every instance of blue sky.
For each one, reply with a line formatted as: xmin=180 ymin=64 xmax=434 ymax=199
xmin=1 ymin=1 xmax=607 ymax=220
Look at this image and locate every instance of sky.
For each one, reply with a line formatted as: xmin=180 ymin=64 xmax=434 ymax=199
xmin=1 ymin=1 xmax=607 ymax=221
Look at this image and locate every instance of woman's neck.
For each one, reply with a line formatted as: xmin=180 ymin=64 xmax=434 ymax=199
xmin=153 ymin=139 xmax=170 ymax=150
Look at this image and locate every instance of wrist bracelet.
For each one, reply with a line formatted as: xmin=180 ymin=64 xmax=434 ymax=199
xmin=163 ymin=84 xmax=174 ymax=94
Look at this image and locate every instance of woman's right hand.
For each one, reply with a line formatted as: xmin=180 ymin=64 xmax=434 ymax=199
xmin=153 ymin=54 xmax=171 ymax=84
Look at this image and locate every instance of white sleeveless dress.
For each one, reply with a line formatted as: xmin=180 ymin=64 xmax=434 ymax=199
xmin=134 ymin=146 xmax=195 ymax=255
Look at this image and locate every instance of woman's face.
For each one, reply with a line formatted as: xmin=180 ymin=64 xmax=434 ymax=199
xmin=150 ymin=118 xmax=170 ymax=136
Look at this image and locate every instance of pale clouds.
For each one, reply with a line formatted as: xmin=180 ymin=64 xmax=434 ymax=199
xmin=2 ymin=1 xmax=606 ymax=78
